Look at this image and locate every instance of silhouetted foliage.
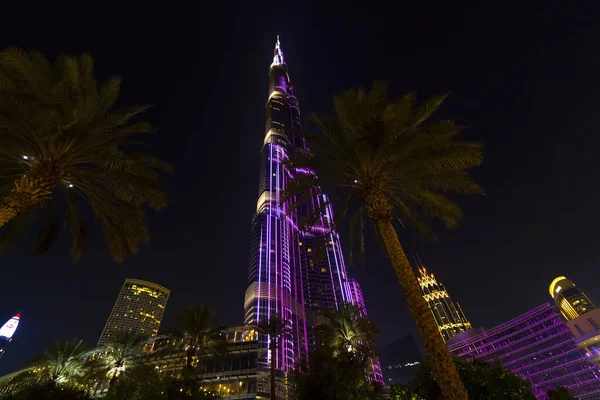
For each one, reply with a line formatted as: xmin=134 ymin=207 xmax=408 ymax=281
xmin=547 ymin=386 xmax=577 ymax=400
xmin=394 ymin=358 xmax=536 ymax=400
xmin=0 ymin=48 xmax=171 ymax=262
xmin=0 ymin=381 xmax=90 ymax=400
xmin=294 ymin=304 xmax=382 ymax=400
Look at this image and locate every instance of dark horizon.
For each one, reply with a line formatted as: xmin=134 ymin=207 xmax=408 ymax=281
xmin=1 ymin=0 xmax=600 ymax=376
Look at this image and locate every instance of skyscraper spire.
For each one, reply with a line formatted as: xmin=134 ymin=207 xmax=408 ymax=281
xmin=271 ymin=35 xmax=285 ymax=67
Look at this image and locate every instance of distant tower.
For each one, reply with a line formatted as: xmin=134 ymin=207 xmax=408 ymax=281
xmin=549 ymin=276 xmax=596 ymax=320
xmin=98 ymin=279 xmax=170 ymax=347
xmin=418 ymin=266 xmax=472 ymax=342
xmin=0 ymin=314 xmax=20 ymax=359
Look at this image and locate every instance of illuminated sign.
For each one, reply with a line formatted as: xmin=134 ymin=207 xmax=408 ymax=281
xmin=0 ymin=314 xmax=20 ymax=340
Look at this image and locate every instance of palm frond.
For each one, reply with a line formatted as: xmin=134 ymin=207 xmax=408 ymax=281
xmin=0 ymin=49 xmax=170 ymax=262
xmin=288 ymin=81 xmax=483 ymax=257
xmin=0 ymin=209 xmax=35 ymax=254
xmin=31 ymin=212 xmax=60 ymax=256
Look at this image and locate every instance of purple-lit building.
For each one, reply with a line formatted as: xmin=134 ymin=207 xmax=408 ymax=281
xmin=448 ymin=303 xmax=600 ymax=400
xmin=243 ymin=37 xmax=382 ymax=397
xmin=347 ymin=279 xmax=367 ymax=316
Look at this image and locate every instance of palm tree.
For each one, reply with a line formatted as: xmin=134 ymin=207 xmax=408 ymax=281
xmin=0 ymin=48 xmax=171 ymax=262
xmin=318 ymin=304 xmax=377 ymax=359
xmin=166 ymin=305 xmax=227 ymax=388
xmin=295 ymin=307 xmax=380 ymax=400
xmin=14 ymin=339 xmax=88 ymax=387
xmin=286 ymin=82 xmax=484 ymax=400
xmin=255 ymin=314 xmax=290 ymax=400
xmin=91 ymin=330 xmax=148 ymax=391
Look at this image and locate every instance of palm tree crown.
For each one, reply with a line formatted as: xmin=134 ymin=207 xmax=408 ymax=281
xmin=168 ymin=305 xmax=227 ymax=370
xmin=0 ymin=48 xmax=171 ymax=262
xmin=10 ymin=339 xmax=89 ymax=389
xmin=288 ymin=81 xmax=483 ymax=250
xmin=318 ymin=304 xmax=378 ymax=359
xmin=95 ymin=330 xmax=148 ymax=385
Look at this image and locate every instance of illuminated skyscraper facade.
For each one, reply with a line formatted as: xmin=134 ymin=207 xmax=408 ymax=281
xmin=98 ymin=278 xmax=170 ymax=347
xmin=448 ymin=303 xmax=600 ymax=400
xmin=418 ymin=265 xmax=471 ymax=342
xmin=243 ymin=37 xmax=381 ymax=396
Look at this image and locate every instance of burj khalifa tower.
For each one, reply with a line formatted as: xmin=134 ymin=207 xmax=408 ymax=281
xmin=243 ymin=37 xmax=382 ymax=397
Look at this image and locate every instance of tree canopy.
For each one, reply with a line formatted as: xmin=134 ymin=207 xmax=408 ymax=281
xmin=0 ymin=48 xmax=171 ymax=262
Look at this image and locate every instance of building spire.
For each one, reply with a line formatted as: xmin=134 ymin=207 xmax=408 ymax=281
xmin=271 ymin=35 xmax=285 ymax=67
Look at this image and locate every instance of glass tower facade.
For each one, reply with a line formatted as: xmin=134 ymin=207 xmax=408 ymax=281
xmin=418 ymin=265 xmax=472 ymax=342
xmin=243 ymin=37 xmax=381 ymax=396
xmin=448 ymin=303 xmax=600 ymax=400
xmin=98 ymin=278 xmax=170 ymax=347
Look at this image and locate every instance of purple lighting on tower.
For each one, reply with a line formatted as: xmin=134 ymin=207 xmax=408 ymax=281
xmin=243 ymin=37 xmax=382 ymax=395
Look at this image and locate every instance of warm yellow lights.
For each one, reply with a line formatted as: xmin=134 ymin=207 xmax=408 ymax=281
xmin=560 ymin=298 xmax=579 ymax=320
xmin=549 ymin=276 xmax=567 ymax=298
xmin=423 ymin=292 xmax=449 ymax=301
xmin=131 ymin=284 xmax=161 ymax=299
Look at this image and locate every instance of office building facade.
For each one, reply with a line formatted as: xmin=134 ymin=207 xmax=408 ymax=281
xmin=418 ymin=265 xmax=472 ymax=342
xmin=147 ymin=325 xmax=261 ymax=400
xmin=98 ymin=278 xmax=170 ymax=347
xmin=448 ymin=303 xmax=600 ymax=400
xmin=243 ymin=37 xmax=381 ymax=396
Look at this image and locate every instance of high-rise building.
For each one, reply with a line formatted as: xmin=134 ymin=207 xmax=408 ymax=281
xmin=0 ymin=314 xmax=20 ymax=360
xmin=447 ymin=303 xmax=600 ymax=400
xmin=550 ymin=276 xmax=596 ymax=320
xmin=549 ymin=276 xmax=600 ymax=371
xmin=417 ymin=265 xmax=472 ymax=342
xmin=98 ymin=278 xmax=170 ymax=347
xmin=243 ymin=37 xmax=381 ymax=396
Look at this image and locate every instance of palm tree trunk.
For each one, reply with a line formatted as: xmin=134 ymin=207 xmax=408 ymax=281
xmin=108 ymin=373 xmax=118 ymax=392
xmin=0 ymin=173 xmax=55 ymax=228
xmin=375 ymin=218 xmax=468 ymax=400
xmin=270 ymin=338 xmax=276 ymax=400
xmin=183 ymin=348 xmax=195 ymax=391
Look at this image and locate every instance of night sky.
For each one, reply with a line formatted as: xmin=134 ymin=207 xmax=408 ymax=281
xmin=1 ymin=1 xmax=599 ymax=375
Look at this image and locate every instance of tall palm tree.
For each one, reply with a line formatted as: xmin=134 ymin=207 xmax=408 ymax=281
xmin=167 ymin=305 xmax=227 ymax=388
xmin=0 ymin=48 xmax=171 ymax=262
xmin=91 ymin=330 xmax=148 ymax=390
xmin=255 ymin=314 xmax=290 ymax=400
xmin=286 ymin=82 xmax=484 ymax=400
xmin=15 ymin=339 xmax=89 ymax=387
